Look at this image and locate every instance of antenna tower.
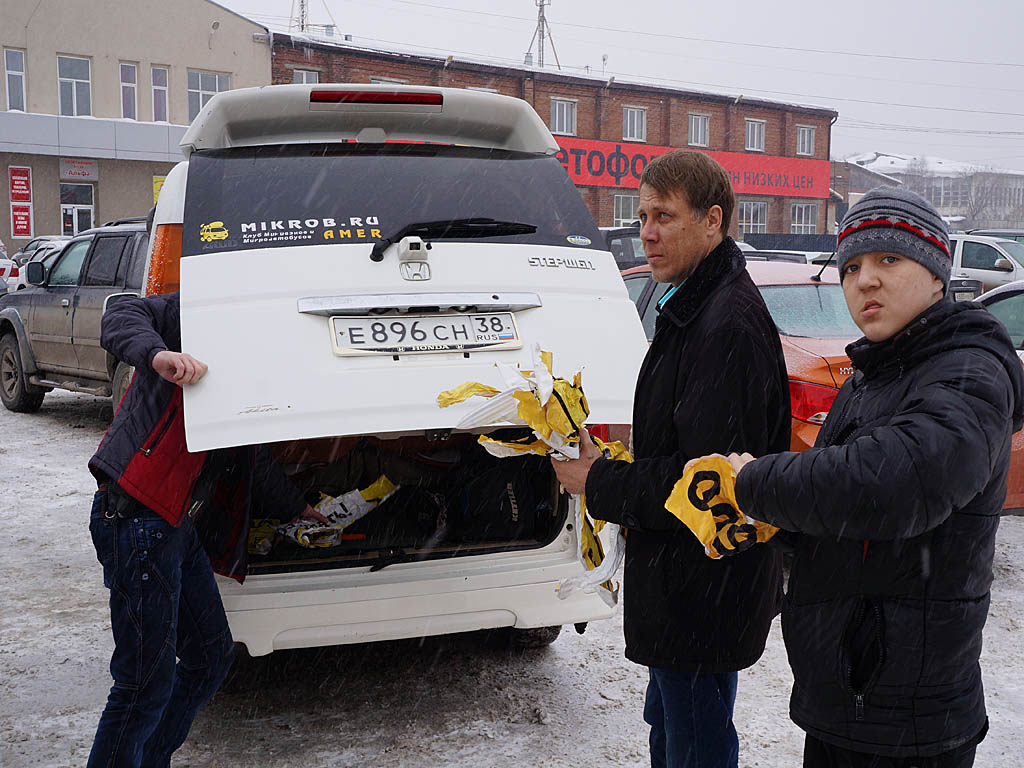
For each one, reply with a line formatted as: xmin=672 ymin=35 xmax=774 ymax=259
xmin=524 ymin=0 xmax=561 ymax=70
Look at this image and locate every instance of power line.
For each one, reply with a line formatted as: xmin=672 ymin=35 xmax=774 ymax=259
xmin=252 ymin=13 xmax=1024 ymax=120
xmin=385 ymin=0 xmax=1024 ymax=69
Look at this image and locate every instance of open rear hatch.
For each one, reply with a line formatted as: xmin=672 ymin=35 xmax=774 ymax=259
xmin=175 ymin=140 xmax=648 ymax=571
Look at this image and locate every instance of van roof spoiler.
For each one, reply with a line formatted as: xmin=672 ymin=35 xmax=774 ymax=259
xmin=179 ymin=84 xmax=561 ymax=158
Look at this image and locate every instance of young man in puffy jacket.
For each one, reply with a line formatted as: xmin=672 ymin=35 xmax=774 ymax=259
xmin=722 ymin=187 xmax=1024 ymax=767
xmin=86 ymin=292 xmax=326 ymax=768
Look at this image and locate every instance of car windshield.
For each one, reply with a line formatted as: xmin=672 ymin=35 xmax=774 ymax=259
xmin=758 ymin=284 xmax=862 ymax=339
xmin=181 ymin=143 xmax=601 ymax=257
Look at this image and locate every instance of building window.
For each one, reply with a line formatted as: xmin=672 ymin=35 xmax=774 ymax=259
xmin=57 ymin=55 xmax=91 ymax=116
xmin=797 ymin=125 xmax=815 ymax=156
xmin=738 ymin=201 xmax=767 ymax=236
xmin=120 ymin=63 xmax=137 ymax=120
xmin=187 ymin=70 xmax=229 ymax=122
xmin=60 ymin=183 xmax=95 ymax=236
xmin=791 ymin=203 xmax=818 ymax=234
xmin=688 ymin=113 xmax=709 ymax=147
xmin=152 ymin=66 xmax=168 ymax=122
xmin=550 ymin=98 xmax=577 ymax=136
xmin=622 ymin=106 xmax=646 ymax=142
xmin=745 ymin=119 xmax=765 ymax=152
xmin=369 ymin=76 xmax=408 ymax=84
xmin=293 ymin=69 xmax=319 ymax=84
xmin=4 ymin=49 xmax=25 ymax=111
xmin=614 ymin=194 xmax=640 ymax=227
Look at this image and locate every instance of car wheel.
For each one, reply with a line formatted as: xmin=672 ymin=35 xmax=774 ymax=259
xmin=479 ymin=625 xmax=563 ymax=649
xmin=511 ymin=625 xmax=562 ymax=648
xmin=111 ymin=362 xmax=134 ymax=414
xmin=0 ymin=333 xmax=45 ymax=413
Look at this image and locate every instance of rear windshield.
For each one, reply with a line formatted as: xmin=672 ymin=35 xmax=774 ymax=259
xmin=758 ymin=284 xmax=861 ymax=339
xmin=181 ymin=143 xmax=601 ymax=257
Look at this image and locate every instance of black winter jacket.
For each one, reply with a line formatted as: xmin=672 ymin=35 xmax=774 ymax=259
xmin=89 ymin=292 xmax=307 ymax=581
xmin=586 ymin=238 xmax=790 ymax=672
xmin=736 ymin=297 xmax=1024 ymax=757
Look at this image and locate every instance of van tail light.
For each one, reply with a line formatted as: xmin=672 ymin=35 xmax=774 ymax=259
xmin=309 ymin=90 xmax=443 ymax=106
xmin=9 ymin=265 xmax=17 ymax=278
xmin=789 ymin=380 xmax=839 ymax=425
xmin=146 ymin=223 xmax=183 ymax=296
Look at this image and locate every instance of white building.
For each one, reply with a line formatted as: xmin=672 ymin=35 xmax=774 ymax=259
xmin=847 ymin=152 xmax=1024 ymax=230
xmin=0 ymin=0 xmax=271 ymax=246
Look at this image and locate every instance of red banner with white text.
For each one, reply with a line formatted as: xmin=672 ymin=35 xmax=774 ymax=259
xmin=554 ymin=137 xmax=830 ymax=199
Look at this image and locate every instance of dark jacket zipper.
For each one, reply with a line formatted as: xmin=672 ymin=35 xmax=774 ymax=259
xmin=846 ymin=599 xmax=885 ymax=722
xmin=142 ymin=404 xmax=178 ymax=457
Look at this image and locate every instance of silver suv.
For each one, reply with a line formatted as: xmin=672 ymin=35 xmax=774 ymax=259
xmin=0 ymin=219 xmax=148 ymax=412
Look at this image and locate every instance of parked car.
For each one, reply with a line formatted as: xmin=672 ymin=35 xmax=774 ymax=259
xmin=14 ymin=240 xmax=66 ymax=290
xmin=141 ymin=83 xmax=648 ymax=655
xmin=966 ymin=228 xmax=1024 ymax=244
xmin=600 ymin=223 xmax=644 ymax=269
xmin=0 ymin=219 xmax=149 ymax=412
xmin=0 ymin=257 xmax=18 ymax=293
xmin=976 ymin=281 xmax=1024 ymax=512
xmin=949 ymin=233 xmax=1024 ymax=292
xmin=623 ymin=260 xmax=857 ymax=451
xmin=11 ymin=235 xmax=70 ymax=266
xmin=625 ymin=261 xmax=1024 ymax=512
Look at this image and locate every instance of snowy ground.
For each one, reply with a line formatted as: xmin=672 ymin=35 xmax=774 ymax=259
xmin=1 ymin=390 xmax=1022 ymax=767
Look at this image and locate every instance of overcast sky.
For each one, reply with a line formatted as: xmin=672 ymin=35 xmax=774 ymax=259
xmin=221 ymin=0 xmax=1024 ymax=172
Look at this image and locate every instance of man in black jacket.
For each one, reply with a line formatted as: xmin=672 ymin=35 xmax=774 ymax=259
xmin=553 ymin=150 xmax=790 ymax=768
xmin=726 ymin=187 xmax=1024 ymax=767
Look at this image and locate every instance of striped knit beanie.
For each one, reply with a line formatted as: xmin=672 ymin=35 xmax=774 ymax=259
xmin=836 ymin=186 xmax=951 ymax=291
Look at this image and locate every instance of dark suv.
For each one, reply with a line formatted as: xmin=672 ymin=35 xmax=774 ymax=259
xmin=0 ymin=218 xmax=149 ymax=412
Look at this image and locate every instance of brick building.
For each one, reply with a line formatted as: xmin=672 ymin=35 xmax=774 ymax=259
xmin=271 ymin=34 xmax=837 ymax=239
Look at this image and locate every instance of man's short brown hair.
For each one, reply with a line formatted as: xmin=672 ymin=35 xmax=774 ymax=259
xmin=639 ymin=150 xmax=735 ymax=234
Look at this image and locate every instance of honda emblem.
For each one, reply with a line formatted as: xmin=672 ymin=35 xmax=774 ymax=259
xmin=400 ymin=261 xmax=431 ymax=281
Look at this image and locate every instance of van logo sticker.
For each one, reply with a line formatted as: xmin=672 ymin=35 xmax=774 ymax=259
xmin=400 ymin=261 xmax=431 ymax=281
xmin=200 ymin=221 xmax=229 ymax=242
xmin=566 ymin=234 xmax=592 ymax=246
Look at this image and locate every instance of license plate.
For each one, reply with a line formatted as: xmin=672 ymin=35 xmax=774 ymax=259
xmin=954 ymin=291 xmax=974 ymax=301
xmin=330 ymin=313 xmax=521 ymax=356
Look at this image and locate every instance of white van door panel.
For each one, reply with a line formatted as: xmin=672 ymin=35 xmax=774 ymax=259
xmin=180 ymin=242 xmax=647 ymax=450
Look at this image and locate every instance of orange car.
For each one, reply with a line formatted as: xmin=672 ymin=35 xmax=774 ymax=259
xmin=621 ymin=260 xmax=1024 ymax=512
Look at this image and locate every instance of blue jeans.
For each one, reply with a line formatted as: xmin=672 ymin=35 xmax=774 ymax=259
xmin=644 ymin=667 xmax=739 ymax=768
xmin=87 ymin=490 xmax=234 ymax=768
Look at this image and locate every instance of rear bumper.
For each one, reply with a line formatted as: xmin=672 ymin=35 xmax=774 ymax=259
xmin=218 ymin=546 xmax=615 ymax=655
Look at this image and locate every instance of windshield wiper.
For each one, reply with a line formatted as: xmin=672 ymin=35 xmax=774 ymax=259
xmin=370 ymin=217 xmax=537 ymax=261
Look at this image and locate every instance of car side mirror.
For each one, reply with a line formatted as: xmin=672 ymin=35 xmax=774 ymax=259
xmin=26 ymin=261 xmax=46 ymax=285
xmin=994 ymin=258 xmax=1015 ymax=272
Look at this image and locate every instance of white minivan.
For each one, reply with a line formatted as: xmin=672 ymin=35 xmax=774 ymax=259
xmin=144 ymin=84 xmax=648 ymax=656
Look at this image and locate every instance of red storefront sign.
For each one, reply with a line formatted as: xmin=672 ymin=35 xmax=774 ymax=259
xmin=9 ymin=166 xmax=32 ymax=203
xmin=554 ymin=137 xmax=830 ymax=199
xmin=11 ymin=204 xmax=33 ymax=238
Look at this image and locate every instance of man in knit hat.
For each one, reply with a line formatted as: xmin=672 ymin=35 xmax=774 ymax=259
xmin=695 ymin=186 xmax=1024 ymax=766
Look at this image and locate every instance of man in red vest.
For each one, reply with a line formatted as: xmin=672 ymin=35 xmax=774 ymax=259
xmin=86 ymin=292 xmax=325 ymax=768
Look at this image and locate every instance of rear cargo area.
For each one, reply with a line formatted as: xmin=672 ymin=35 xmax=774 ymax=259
xmin=247 ymin=429 xmax=567 ymax=574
